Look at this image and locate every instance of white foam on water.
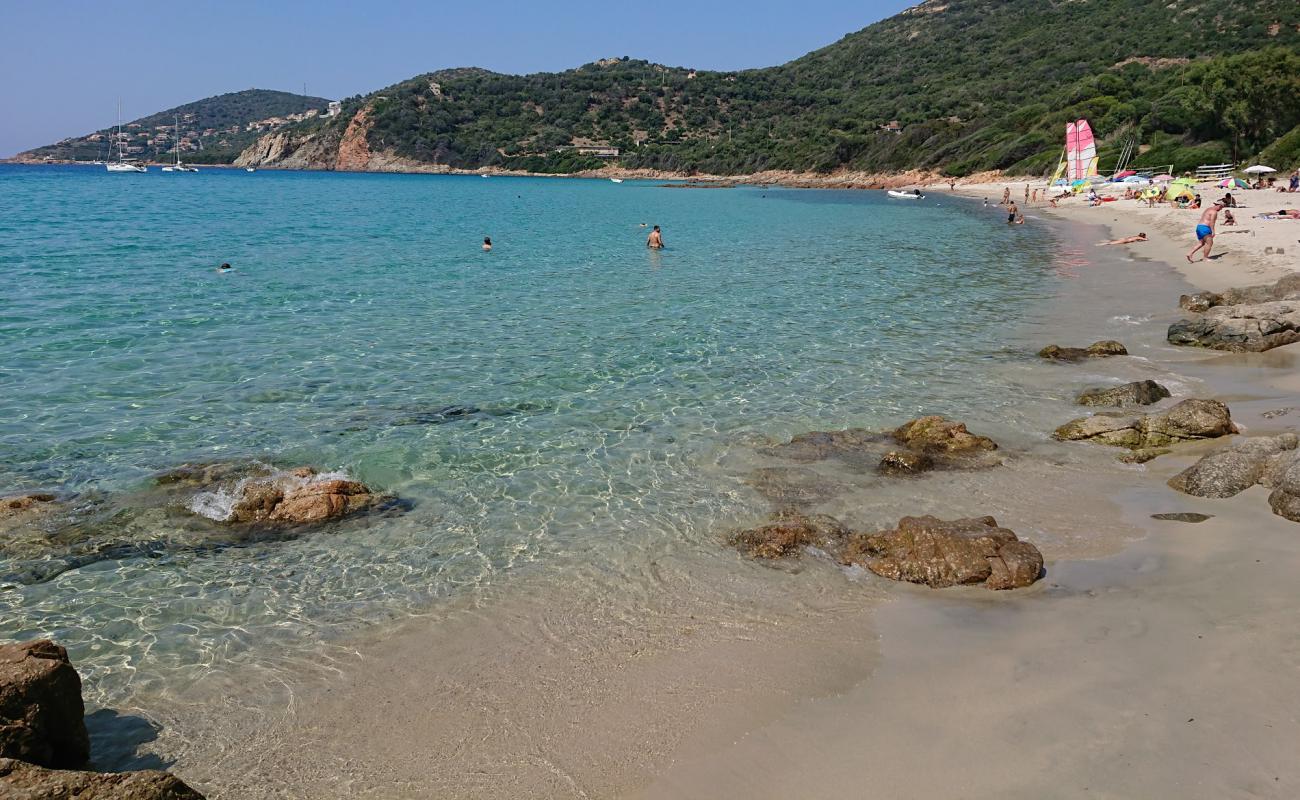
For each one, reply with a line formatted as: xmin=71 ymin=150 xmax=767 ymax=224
xmin=186 ymin=469 xmax=357 ymax=521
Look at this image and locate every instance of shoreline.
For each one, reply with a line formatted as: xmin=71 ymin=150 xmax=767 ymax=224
xmin=127 ymin=195 xmax=1300 ymax=797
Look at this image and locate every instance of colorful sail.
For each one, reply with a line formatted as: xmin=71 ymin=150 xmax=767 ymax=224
xmin=1066 ymin=119 xmax=1098 ymax=180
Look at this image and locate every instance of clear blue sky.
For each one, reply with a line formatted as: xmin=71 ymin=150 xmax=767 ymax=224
xmin=0 ymin=0 xmax=911 ymax=157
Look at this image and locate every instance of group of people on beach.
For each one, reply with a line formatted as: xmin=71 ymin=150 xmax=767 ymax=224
xmin=479 ymin=225 xmax=664 ymax=253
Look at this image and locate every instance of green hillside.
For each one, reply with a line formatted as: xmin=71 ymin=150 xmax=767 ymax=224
xmin=20 ymin=89 xmax=330 ymax=164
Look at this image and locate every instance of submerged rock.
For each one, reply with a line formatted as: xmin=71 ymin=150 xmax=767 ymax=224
xmin=891 ymin=416 xmax=998 ymax=454
xmin=840 ymin=515 xmax=1043 ymax=590
xmin=728 ymin=511 xmax=850 ymax=560
xmin=1055 ymin=399 xmax=1236 ymax=452
xmin=0 ymin=758 xmax=205 ymax=799
xmin=0 ymin=494 xmax=59 ymax=538
xmin=758 ymin=428 xmax=886 ymax=464
xmin=1037 ymin=340 xmax=1128 ymax=361
xmin=877 ymin=450 xmax=935 ymax=475
xmin=1167 ymin=300 xmax=1300 ymax=352
xmin=0 ymin=640 xmax=88 ymax=769
xmin=745 ymin=467 xmax=844 ymax=509
xmin=1075 ymin=380 xmax=1171 ymax=407
xmin=1151 ymin=512 xmax=1214 ymax=523
xmin=1119 ymin=447 xmax=1172 ymax=464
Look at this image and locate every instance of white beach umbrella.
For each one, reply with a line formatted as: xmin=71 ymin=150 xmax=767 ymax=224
xmin=1244 ymin=165 xmax=1276 ymax=174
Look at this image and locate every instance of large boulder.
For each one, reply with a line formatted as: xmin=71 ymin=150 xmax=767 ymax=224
xmin=728 ymin=511 xmax=850 ymax=559
xmin=1167 ymin=300 xmax=1300 ymax=352
xmin=1076 ymin=380 xmax=1171 ymax=407
xmin=1267 ymin=460 xmax=1300 ymax=522
xmin=891 ymin=416 xmax=998 ymax=454
xmin=1179 ymin=273 xmax=1300 ymax=312
xmin=1168 ymin=434 xmax=1299 ymax=498
xmin=188 ymin=467 xmax=387 ymax=527
xmin=1037 ymin=340 xmax=1128 ymax=361
xmin=1054 ymin=399 xmax=1236 ymax=452
xmin=0 ymin=640 xmax=88 ymax=769
xmin=840 ymin=515 xmax=1043 ymax=590
xmin=0 ymin=758 xmax=204 ymax=800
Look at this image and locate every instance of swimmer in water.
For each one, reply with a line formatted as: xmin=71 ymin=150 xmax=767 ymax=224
xmin=217 ymin=262 xmax=232 ymax=272
xmin=646 ymin=225 xmax=664 ymax=249
xmin=482 ymin=237 xmax=492 ymax=252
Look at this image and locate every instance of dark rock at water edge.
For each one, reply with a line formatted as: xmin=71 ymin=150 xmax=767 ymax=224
xmin=1037 ymin=340 xmax=1128 ymax=361
xmin=1168 ymin=433 xmax=1298 ymax=499
xmin=759 ymin=415 xmax=1001 ymax=477
xmin=891 ymin=416 xmax=998 ymax=454
xmin=1179 ymin=273 xmax=1300 ymax=312
xmin=1167 ymin=309 xmax=1300 ymax=353
xmin=878 ymin=450 xmax=935 ymax=475
xmin=1151 ymin=513 xmax=1214 ymax=523
xmin=0 ymin=640 xmax=89 ymax=769
xmin=1076 ymin=380 xmax=1171 ymax=408
xmin=839 ymin=515 xmax=1043 ymax=590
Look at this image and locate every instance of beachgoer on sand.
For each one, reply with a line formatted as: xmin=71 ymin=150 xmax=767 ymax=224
xmin=1223 ymin=210 xmax=1236 ymax=226
xmin=647 ymin=225 xmax=664 ymax=249
xmin=1001 ymin=187 xmax=1011 ymax=206
xmin=1187 ymin=201 xmax=1225 ymax=263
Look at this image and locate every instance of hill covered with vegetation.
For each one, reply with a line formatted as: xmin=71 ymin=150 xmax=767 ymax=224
xmin=19 ymin=89 xmax=330 ymax=164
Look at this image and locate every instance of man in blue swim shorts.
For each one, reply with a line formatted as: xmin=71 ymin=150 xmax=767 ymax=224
xmin=1187 ymin=200 xmax=1225 ymax=263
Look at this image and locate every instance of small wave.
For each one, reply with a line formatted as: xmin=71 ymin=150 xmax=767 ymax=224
xmin=186 ymin=468 xmax=355 ymax=521
xmin=1110 ymin=314 xmax=1152 ymax=325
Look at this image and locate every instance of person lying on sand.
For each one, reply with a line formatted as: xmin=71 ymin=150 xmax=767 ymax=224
xmin=1098 ymin=233 xmax=1147 ymax=246
xmin=1256 ymin=209 xmax=1300 ymax=220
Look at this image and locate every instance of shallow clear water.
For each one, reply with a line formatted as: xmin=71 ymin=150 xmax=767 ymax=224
xmin=0 ymin=165 xmax=1063 ymax=705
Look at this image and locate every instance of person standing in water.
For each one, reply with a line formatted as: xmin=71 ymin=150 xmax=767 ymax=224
xmin=647 ymin=225 xmax=664 ymax=249
xmin=1187 ymin=201 xmax=1224 ymax=262
xmin=1006 ymin=200 xmax=1019 ymax=224
xmin=482 ymin=237 xmax=492 ymax=252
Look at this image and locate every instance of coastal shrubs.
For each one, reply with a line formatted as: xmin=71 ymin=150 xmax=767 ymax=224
xmin=1054 ymin=399 xmax=1236 ymax=452
xmin=0 ymin=640 xmax=204 ymax=798
xmin=1037 ymin=341 xmax=1128 ymax=361
xmin=840 ymin=515 xmax=1044 ymax=590
xmin=1076 ymin=380 xmax=1171 ymax=408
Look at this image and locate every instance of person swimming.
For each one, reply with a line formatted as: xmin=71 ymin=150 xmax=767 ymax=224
xmin=217 ymin=262 xmax=232 ymax=272
xmin=482 ymin=237 xmax=492 ymax=252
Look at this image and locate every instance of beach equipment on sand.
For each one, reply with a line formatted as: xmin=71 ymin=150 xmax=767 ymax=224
xmin=1244 ymin=165 xmax=1276 ymax=174
xmin=1169 ymin=184 xmax=1195 ymax=201
xmin=1218 ymin=177 xmax=1248 ymax=188
xmin=1065 ymin=120 xmax=1099 ymax=181
xmin=1122 ymin=175 xmax=1146 ymax=183
xmin=1114 ymin=170 xmax=1136 ymax=180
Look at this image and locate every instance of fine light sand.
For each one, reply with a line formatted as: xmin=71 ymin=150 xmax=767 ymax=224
xmin=146 ymin=190 xmax=1300 ymax=799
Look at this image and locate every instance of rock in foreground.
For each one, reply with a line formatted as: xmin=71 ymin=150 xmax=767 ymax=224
xmin=0 ymin=758 xmax=204 ymax=800
xmin=1178 ymin=273 xmax=1300 ymax=312
xmin=1037 ymin=341 xmax=1128 ymax=361
xmin=0 ymin=640 xmax=88 ymax=769
xmin=1054 ymin=399 xmax=1236 ymax=452
xmin=1076 ymin=380 xmax=1171 ymax=407
xmin=840 ymin=515 xmax=1043 ymax=590
xmin=1167 ymin=434 xmax=1300 ymax=523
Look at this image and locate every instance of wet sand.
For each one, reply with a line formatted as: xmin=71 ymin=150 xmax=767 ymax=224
xmin=142 ymin=200 xmax=1300 ymax=798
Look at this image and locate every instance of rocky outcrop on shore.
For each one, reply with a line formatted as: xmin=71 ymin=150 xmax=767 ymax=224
xmin=1076 ymin=380 xmax=1171 ymax=407
xmin=0 ymin=640 xmax=203 ymax=798
xmin=1167 ymin=433 xmax=1300 ymax=522
xmin=1170 ymin=275 xmax=1300 ymax=353
xmin=840 ymin=515 xmax=1043 ymax=590
xmin=1037 ymin=340 xmax=1128 ymax=361
xmin=727 ymin=510 xmax=851 ymax=559
xmin=1053 ymin=399 xmax=1236 ymax=451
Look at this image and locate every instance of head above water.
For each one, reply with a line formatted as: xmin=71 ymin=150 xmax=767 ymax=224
xmin=484 ymin=237 xmax=491 ymax=245
xmin=219 ymin=263 xmax=231 ymax=270
xmin=653 ymin=225 xmax=660 ymax=231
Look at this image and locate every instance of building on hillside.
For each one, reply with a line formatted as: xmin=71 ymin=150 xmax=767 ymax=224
xmin=558 ymin=145 xmax=620 ymax=158
xmin=327 ymin=101 xmax=342 ymax=117
xmin=881 ymin=120 xmax=902 ymax=133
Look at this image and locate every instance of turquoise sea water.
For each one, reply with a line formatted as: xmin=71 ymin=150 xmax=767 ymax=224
xmin=0 ymin=165 xmax=1062 ymax=705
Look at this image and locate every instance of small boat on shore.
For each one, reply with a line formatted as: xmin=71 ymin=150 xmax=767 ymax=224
xmin=888 ymin=189 xmax=923 ymax=199
xmin=610 ymin=178 xmax=624 ymax=183
xmin=245 ymin=167 xmax=256 ymax=173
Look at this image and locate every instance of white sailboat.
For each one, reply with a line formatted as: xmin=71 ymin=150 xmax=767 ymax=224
xmin=161 ymin=115 xmax=198 ymax=172
xmin=106 ymin=100 xmax=147 ymax=173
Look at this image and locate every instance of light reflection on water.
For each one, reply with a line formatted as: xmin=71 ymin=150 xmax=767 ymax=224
xmin=0 ymin=166 xmax=1068 ymax=708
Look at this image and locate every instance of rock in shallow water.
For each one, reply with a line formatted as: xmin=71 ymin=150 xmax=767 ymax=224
xmin=1076 ymin=380 xmax=1171 ymax=408
xmin=1151 ymin=513 xmax=1214 ymax=523
xmin=727 ymin=511 xmax=850 ymax=559
xmin=891 ymin=416 xmax=997 ymax=454
xmin=188 ymin=467 xmax=389 ymax=527
xmin=0 ymin=640 xmax=88 ymax=769
xmin=1037 ymin=340 xmax=1128 ymax=361
xmin=840 ymin=515 xmax=1043 ymax=590
xmin=1054 ymin=399 xmax=1236 ymax=453
xmin=1167 ymin=434 xmax=1300 ymax=523
xmin=0 ymin=758 xmax=205 ymax=799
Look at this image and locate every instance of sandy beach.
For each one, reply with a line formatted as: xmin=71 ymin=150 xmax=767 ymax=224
xmin=103 ymin=184 xmax=1300 ymax=799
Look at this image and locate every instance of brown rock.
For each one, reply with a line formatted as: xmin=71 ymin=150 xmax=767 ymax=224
xmin=1055 ymin=399 xmax=1235 ymax=451
xmin=0 ymin=757 xmax=204 ymax=800
xmin=0 ymin=640 xmax=88 ymax=768
xmin=1038 ymin=341 xmax=1128 ymax=361
xmin=841 ymin=515 xmax=1043 ymax=590
xmin=728 ymin=511 xmax=850 ymax=559
xmin=878 ymin=450 xmax=934 ymax=475
xmin=195 ymin=468 xmax=387 ymax=527
xmin=892 ymin=416 xmax=997 ymax=454
xmin=1119 ymin=448 xmax=1171 ymax=464
xmin=1 ymin=495 xmax=57 ymax=516
xmin=1075 ymin=380 xmax=1171 ymax=407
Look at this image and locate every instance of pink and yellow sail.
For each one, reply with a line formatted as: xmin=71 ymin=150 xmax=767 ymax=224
xmin=1065 ymin=120 xmax=1098 ymax=181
